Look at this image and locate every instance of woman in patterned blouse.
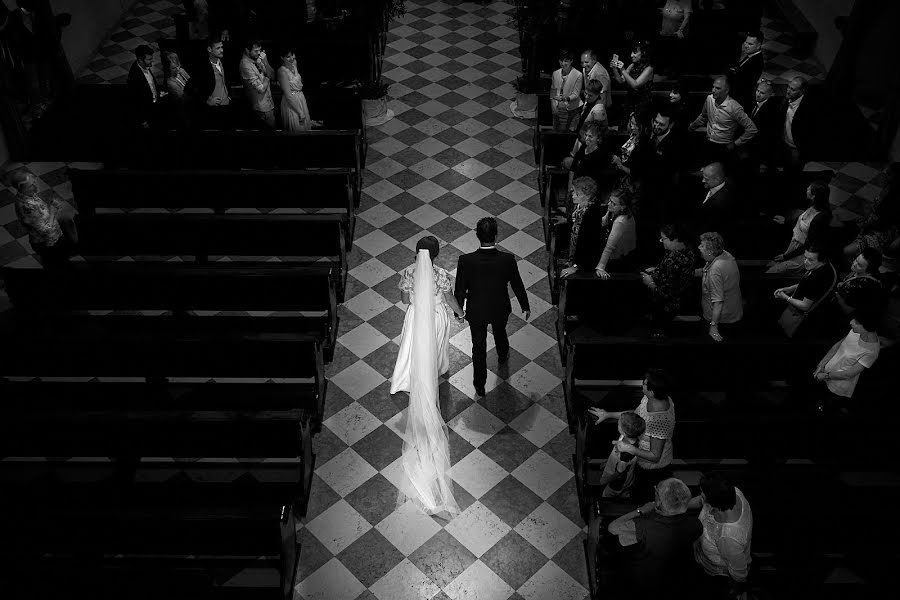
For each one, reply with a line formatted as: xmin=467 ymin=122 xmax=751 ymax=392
xmin=10 ymin=168 xmax=77 ymax=268
xmin=641 ymin=222 xmax=696 ymax=331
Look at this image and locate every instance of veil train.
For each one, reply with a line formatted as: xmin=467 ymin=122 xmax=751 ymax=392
xmin=400 ymin=249 xmax=459 ymax=516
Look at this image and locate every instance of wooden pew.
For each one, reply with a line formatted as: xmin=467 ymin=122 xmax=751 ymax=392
xmin=74 ymin=213 xmax=349 ymax=303
xmin=68 ymin=167 xmax=357 ymax=250
xmin=1 ymin=262 xmax=339 ymax=362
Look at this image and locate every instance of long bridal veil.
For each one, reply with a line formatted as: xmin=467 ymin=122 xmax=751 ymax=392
xmin=401 ymin=249 xmax=459 ymax=516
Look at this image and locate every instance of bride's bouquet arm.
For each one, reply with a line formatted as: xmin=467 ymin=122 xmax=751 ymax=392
xmin=444 ymin=291 xmax=465 ymax=321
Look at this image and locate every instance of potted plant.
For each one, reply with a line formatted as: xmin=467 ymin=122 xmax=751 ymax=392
xmin=360 ymin=78 xmax=394 ymax=126
xmin=511 ymin=75 xmax=540 ymax=118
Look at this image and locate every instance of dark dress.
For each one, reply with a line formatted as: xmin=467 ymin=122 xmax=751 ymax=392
xmin=571 ymin=143 xmax=613 ymax=188
xmin=623 ymin=58 xmax=653 ymax=123
xmin=649 ymin=248 xmax=697 ymax=321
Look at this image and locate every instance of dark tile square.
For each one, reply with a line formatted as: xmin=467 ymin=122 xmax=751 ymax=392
xmin=474 ymin=128 xmax=510 ymax=147
xmin=391 ymin=147 xmax=429 ymax=168
xmin=352 ymin=425 xmax=404 ymax=472
xmin=480 ymin=530 xmax=548 ymax=589
xmin=430 ymin=191 xmax=470 ymax=215
xmin=474 ymin=192 xmax=516 ymax=215
xmin=367 ymin=304 xmax=407 ymax=340
xmin=479 ymin=427 xmax=539 ymax=475
xmin=381 ymin=216 xmax=423 ymax=243
xmin=433 ymin=127 xmax=470 ymax=148
xmin=398 ymin=107 xmax=431 ymax=126
xmin=338 ymin=529 xmax=405 ymax=587
xmin=478 ymin=382 xmax=532 ymax=423
xmin=304 ymin=474 xmax=341 ymax=521
xmin=439 ymin=54 xmax=467 ymax=69
xmin=436 ymin=90 xmax=467 ymax=106
xmin=344 ymin=473 xmax=404 ymax=527
xmin=297 ymin=528 xmax=333 ymax=581
xmin=357 ymin=380 xmax=404 ymax=422
xmin=433 ymin=147 xmax=469 ymax=167
xmin=109 ymin=30 xmax=134 ymax=43
xmin=325 ymin=348 xmax=362 ymax=384
xmin=474 ymin=90 xmax=506 ymax=108
xmin=384 ymin=191 xmax=426 ymax=216
xmin=553 ymin=532 xmax=590 ymax=588
xmin=387 ymin=169 xmax=427 ymax=190
xmin=408 ymin=529 xmax=477 ymax=589
xmin=399 ymin=90 xmax=431 ymax=107
xmin=313 ymin=426 xmax=350 ymax=466
xmin=392 ymin=126 xmax=430 ymax=147
xmin=406 ymin=45 xmax=433 ymax=60
xmin=473 ymin=109 xmax=508 ymax=127
xmin=430 ymin=216 xmax=470 ymax=244
xmin=475 ymin=169 xmax=515 ymax=190
xmin=472 ymin=32 xmax=500 ymax=45
xmin=435 ymin=109 xmax=469 ymax=126
xmin=537 ymin=385 xmax=568 ymax=425
xmin=475 ymin=147 xmax=513 ymax=169
xmin=366 ymin=341 xmax=403 ymax=379
xmin=439 ymin=32 xmax=467 ymax=45
xmin=542 ymin=429 xmax=576 ymax=474
xmin=446 ymin=425 xmax=475 ymax=466
xmin=404 ymin=60 xmax=433 ymax=75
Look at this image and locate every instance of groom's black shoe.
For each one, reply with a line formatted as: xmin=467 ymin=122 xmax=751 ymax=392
xmin=475 ymin=384 xmax=486 ymax=397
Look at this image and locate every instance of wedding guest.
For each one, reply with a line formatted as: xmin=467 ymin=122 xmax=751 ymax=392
xmin=277 ymin=48 xmax=321 ymax=132
xmin=697 ymin=232 xmax=742 ymax=342
xmin=728 ymin=31 xmax=765 ymax=111
xmin=813 ymin=312 xmax=882 ymax=413
xmin=606 ymin=478 xmax=701 ymax=595
xmin=558 ymin=177 xmax=604 ymax=272
xmin=843 ymin=163 xmax=900 ymax=262
xmin=189 ymin=33 xmax=231 ymax=128
xmin=551 ymin=48 xmax=583 ymax=131
xmin=688 ymin=472 xmax=753 ymax=598
xmin=773 ymin=246 xmax=837 ymax=338
xmin=581 ymin=48 xmax=611 ymax=108
xmin=598 ymin=412 xmax=646 ymax=498
xmin=767 ymin=180 xmax=833 ymax=274
xmin=642 ymin=223 xmax=697 ymax=331
xmin=564 ymin=80 xmax=608 ymax=165
xmin=778 ymin=76 xmax=818 ymax=168
xmin=611 ymin=40 xmax=654 ymax=125
xmin=612 ymin=112 xmax=654 ymax=192
xmin=657 ymin=0 xmax=692 ymax=74
xmin=239 ymin=38 xmax=276 ymax=129
xmin=164 ymin=51 xmax=191 ymax=98
xmin=566 ymin=121 xmax=612 ymax=188
xmin=10 ymin=168 xmax=77 ymax=268
xmin=689 ymin=76 xmax=757 ymax=167
xmin=833 ymin=249 xmax=883 ymax=316
xmin=664 ymin=81 xmax=689 ymax=133
xmin=560 ymin=185 xmax=636 ymax=279
xmin=126 ymin=44 xmax=160 ymax=130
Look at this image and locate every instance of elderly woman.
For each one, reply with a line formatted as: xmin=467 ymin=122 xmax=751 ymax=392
xmin=642 ymin=223 xmax=696 ymax=327
xmin=611 ymin=40 xmax=654 ymax=125
xmin=589 ymin=369 xmax=676 ymax=499
xmin=834 ymin=248 xmax=883 ymax=316
xmin=697 ymin=232 xmax=742 ymax=342
xmin=10 ymin=169 xmax=77 ymax=268
xmin=561 ymin=186 xmax=637 ymax=279
xmin=768 ymin=180 xmax=833 ymax=274
xmin=557 ymin=176 xmax=604 ymax=269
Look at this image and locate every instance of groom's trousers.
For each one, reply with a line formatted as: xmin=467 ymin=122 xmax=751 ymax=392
xmin=469 ymin=317 xmax=510 ymax=387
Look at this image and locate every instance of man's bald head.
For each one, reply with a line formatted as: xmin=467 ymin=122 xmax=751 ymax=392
xmin=712 ymin=77 xmax=730 ymax=102
xmin=702 ymin=162 xmax=726 ymax=189
xmin=786 ymin=76 xmax=808 ymax=102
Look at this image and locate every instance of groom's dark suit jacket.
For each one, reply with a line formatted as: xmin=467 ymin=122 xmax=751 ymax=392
xmin=455 ymin=247 xmax=530 ymax=323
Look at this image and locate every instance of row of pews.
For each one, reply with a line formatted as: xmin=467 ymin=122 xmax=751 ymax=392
xmin=1 ymin=93 xmax=370 ymax=598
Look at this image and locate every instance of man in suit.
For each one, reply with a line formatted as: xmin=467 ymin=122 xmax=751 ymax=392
xmin=187 ymin=33 xmax=232 ymax=129
xmin=728 ymin=30 xmax=765 ymax=112
xmin=646 ymin=107 xmax=684 ymax=220
xmin=778 ymin=76 xmax=817 ymax=167
xmin=126 ymin=44 xmax=160 ymax=130
xmin=455 ymin=217 xmax=530 ymax=397
xmin=693 ymin=162 xmax=740 ymax=241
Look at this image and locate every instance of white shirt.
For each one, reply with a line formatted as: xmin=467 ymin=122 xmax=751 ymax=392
xmin=583 ymin=62 xmax=612 ymax=107
xmin=783 ymin=94 xmax=803 ymax=148
xmin=825 ymin=330 xmax=880 ymax=398
xmin=704 ymin=182 xmax=725 ymax=203
xmin=140 ymin=64 xmax=157 ymax=102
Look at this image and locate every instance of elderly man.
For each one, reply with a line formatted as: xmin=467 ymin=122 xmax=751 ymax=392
xmin=605 ymin=478 xmax=702 ymax=595
xmin=689 ymin=76 xmax=757 ymax=167
xmin=239 ymin=38 xmax=276 ymax=129
xmin=693 ymin=162 xmax=740 ymax=239
xmin=696 ymin=232 xmax=743 ymax=342
xmin=580 ymin=49 xmax=611 ymax=108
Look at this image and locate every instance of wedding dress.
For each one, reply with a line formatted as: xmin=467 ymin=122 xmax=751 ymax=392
xmin=391 ymin=250 xmax=459 ymax=515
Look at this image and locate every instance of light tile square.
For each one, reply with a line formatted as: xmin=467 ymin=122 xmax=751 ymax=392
xmin=368 ymin=157 xmax=407 ymax=179
xmin=444 ymin=560 xmax=515 ymax=600
xmin=518 ymin=560 xmax=587 ymax=600
xmin=452 ymin=180 xmax=492 ymax=203
xmin=360 ymin=203 xmax=402 ymax=228
xmin=329 ymin=362 xmax=388 ymax=401
xmin=406 ymin=204 xmax=449 ymax=229
xmin=343 ymin=288 xmax=395 ymax=321
xmin=500 ymin=230 xmax=544 ymax=257
xmin=509 ymin=405 xmax=568 ymax=449
xmin=364 ymin=179 xmax=404 ymax=202
xmin=409 ymin=180 xmax=450 ymax=203
xmin=450 ymin=324 xmax=495 ymax=357
xmin=498 ymin=204 xmax=541 ymax=227
xmin=449 ymin=403 xmax=506 ymax=448
xmin=296 ymin=557 xmax=366 ymax=600
xmin=349 ymin=258 xmax=396 ymax=288
xmin=410 ymin=157 xmax=450 ymax=179
xmin=507 ymin=324 xmax=557 ymax=360
xmin=338 ymin=322 xmax=391 ymax=359
xmin=370 ymin=559 xmax=441 ymax=600
xmin=454 ymin=138 xmax=492 ymax=157
xmin=445 ymin=501 xmax=512 ymax=558
xmin=412 ymin=137 xmax=451 ymax=157
xmin=355 ymin=230 xmax=401 ymax=256
xmin=496 ymin=158 xmax=535 ymax=180
xmin=316 ymin=448 xmax=378 ymax=497
xmin=507 ymin=362 xmax=561 ymax=401
xmin=450 ymin=449 xmax=508 ymax=499
xmin=451 ymin=203 xmax=492 ymax=228
xmin=455 ymin=117 xmax=490 ymax=136
xmin=305 ymin=499 xmax=372 ymax=555
xmin=497 ymin=180 xmax=538 ymax=202
xmin=453 ymin=158 xmax=492 ymax=179
xmin=376 ymin=499 xmax=443 ymax=555
xmin=517 ymin=260 xmax=546 ymax=289
xmin=511 ymin=450 xmax=572 ymax=500
xmin=514 ymin=503 xmax=582 ymax=558
xmin=323 ymin=401 xmax=382 ymax=446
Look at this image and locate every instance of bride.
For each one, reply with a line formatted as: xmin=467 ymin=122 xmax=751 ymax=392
xmin=390 ymin=236 xmax=464 ymax=515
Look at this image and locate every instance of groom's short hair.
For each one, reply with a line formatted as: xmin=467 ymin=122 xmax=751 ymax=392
xmin=476 ymin=217 xmax=498 ymax=244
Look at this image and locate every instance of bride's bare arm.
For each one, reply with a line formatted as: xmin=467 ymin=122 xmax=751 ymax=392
xmin=443 ymin=291 xmax=464 ymax=317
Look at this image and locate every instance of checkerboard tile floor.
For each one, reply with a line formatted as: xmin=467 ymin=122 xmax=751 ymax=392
xmin=0 ymin=1 xmax=891 ymax=597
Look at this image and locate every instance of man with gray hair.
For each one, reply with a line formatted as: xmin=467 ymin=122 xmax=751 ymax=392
xmin=605 ymin=478 xmax=702 ymax=595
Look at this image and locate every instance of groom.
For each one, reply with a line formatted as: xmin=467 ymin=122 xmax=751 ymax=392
xmin=455 ymin=217 xmax=531 ymax=396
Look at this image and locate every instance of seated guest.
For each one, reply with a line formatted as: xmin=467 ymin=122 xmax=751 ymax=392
xmin=557 ymin=176 xmax=604 ymax=271
xmin=610 ymin=40 xmax=654 ymax=126
xmin=188 ymin=33 xmax=232 ymax=128
xmin=598 ymin=412 xmax=647 ymax=499
xmin=550 ymin=48 xmax=583 ymax=131
xmin=9 ymin=168 xmax=77 ymax=268
xmin=693 ymin=162 xmax=740 ymax=240
xmin=747 ymin=78 xmax=782 ymax=169
xmin=566 ymin=122 xmax=612 ymax=188
xmin=727 ymin=31 xmax=765 ymax=112
xmin=767 ymin=180 xmax=833 ymax=274
xmin=568 ymin=79 xmax=609 ymax=159
xmin=642 ymin=223 xmax=696 ymax=330
xmin=605 ymin=478 xmax=701 ymax=595
xmin=813 ymin=311 xmax=881 ymax=411
xmin=688 ymin=472 xmax=753 ymax=597
xmin=560 ymin=183 xmax=636 ymax=280
xmin=773 ymin=246 xmax=838 ymax=338
xmin=697 ymin=232 xmax=742 ymax=342
xmin=239 ymin=39 xmax=276 ymax=129
xmin=689 ymin=76 xmax=757 ymax=167
xmin=663 ymin=82 xmax=689 ymax=133
xmin=126 ymin=44 xmax=160 ymax=130
xmin=164 ymin=51 xmax=191 ymax=98
xmin=834 ymin=248 xmax=883 ymax=316
xmin=589 ymin=369 xmax=676 ymax=498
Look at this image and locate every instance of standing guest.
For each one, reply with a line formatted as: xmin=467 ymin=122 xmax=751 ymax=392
xmin=566 ymin=80 xmax=609 ymax=162
xmin=277 ymin=48 xmax=320 ymax=132
xmin=644 ymin=108 xmax=684 ymax=219
xmin=813 ymin=313 xmax=881 ymax=413
xmin=239 ymin=39 xmax=275 ymax=129
xmin=688 ymin=472 xmax=753 ymax=599
xmin=697 ymin=232 xmax=742 ymax=342
xmin=773 ymin=246 xmax=838 ymax=339
xmin=767 ymin=180 xmax=833 ymax=274
xmin=550 ymin=48 xmax=583 ymax=131
xmin=657 ymin=0 xmax=692 ymax=74
xmin=126 ymin=44 xmax=160 ymax=130
xmin=728 ymin=31 xmax=765 ymax=111
xmin=612 ymin=112 xmax=654 ymax=193
xmin=642 ymin=223 xmax=697 ymax=331
xmin=561 ymin=187 xmax=637 ymax=279
xmin=454 ymin=218 xmax=530 ymax=397
xmin=9 ymin=168 xmax=77 ymax=268
xmin=188 ymin=33 xmax=231 ymax=128
xmin=689 ymin=76 xmax=757 ymax=167
xmin=605 ymin=478 xmax=701 ymax=596
xmin=778 ymin=76 xmax=817 ymax=167
xmin=589 ymin=369 xmax=676 ymax=498
xmin=663 ymin=82 xmax=689 ymax=133
xmin=566 ymin=122 xmax=612 ymax=188
xmin=580 ymin=49 xmax=611 ymax=108
xmin=747 ymin=79 xmax=782 ymax=169
xmin=164 ymin=51 xmax=191 ymax=99
xmin=693 ymin=162 xmax=740 ymax=241
xmin=610 ymin=40 xmax=654 ymax=125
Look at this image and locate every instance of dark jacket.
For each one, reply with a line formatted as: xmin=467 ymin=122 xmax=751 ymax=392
xmin=693 ymin=182 xmax=741 ymax=238
xmin=126 ymin=61 xmax=157 ymax=126
xmin=729 ymin=51 xmax=764 ymax=111
xmin=455 ymin=247 xmax=529 ymax=323
xmin=748 ymin=95 xmax=784 ymax=158
xmin=779 ymin=92 xmax=819 ymax=159
xmin=572 ymin=203 xmax=608 ymax=271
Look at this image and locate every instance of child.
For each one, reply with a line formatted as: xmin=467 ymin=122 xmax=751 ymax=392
xmin=551 ymin=49 xmax=583 ymax=131
xmin=599 ymin=411 xmax=646 ymax=498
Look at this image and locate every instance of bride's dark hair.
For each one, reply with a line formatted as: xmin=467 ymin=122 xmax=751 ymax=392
xmin=415 ymin=235 xmax=439 ymax=260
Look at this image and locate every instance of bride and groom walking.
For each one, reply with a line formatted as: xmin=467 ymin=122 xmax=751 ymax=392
xmin=389 ymin=217 xmax=531 ymax=515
